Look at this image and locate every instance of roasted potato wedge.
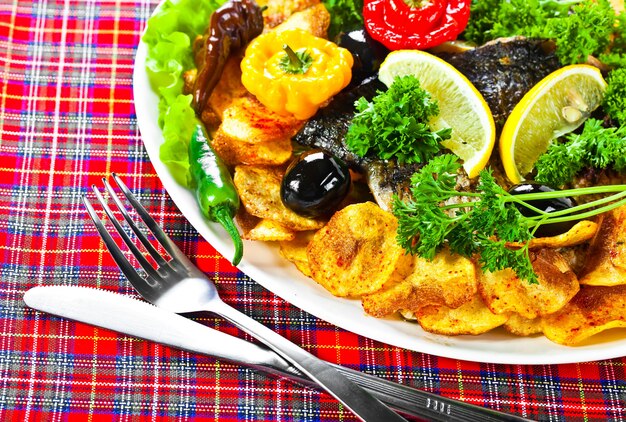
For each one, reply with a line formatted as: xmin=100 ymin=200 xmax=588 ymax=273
xmin=415 ymin=295 xmax=509 ymax=336
xmin=234 ymin=165 xmax=325 ymax=231
xmin=579 ymin=206 xmax=626 ymax=286
xmin=307 ymin=202 xmax=412 ymax=297
xmin=478 ymin=249 xmax=579 ymax=319
xmin=542 ymin=285 xmax=626 ymax=345
xmin=362 ymin=248 xmax=477 ymax=318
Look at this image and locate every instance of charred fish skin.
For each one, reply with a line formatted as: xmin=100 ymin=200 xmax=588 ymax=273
xmin=293 ymin=75 xmax=386 ymax=171
xmin=440 ymin=37 xmax=562 ymax=128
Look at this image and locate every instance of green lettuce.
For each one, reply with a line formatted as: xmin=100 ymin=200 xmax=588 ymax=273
xmin=142 ymin=0 xmax=223 ymax=186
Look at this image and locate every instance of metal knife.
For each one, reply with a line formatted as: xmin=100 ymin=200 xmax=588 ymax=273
xmin=23 ymin=286 xmax=530 ymax=422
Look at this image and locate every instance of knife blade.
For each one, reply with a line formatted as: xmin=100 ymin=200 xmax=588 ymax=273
xmin=23 ymin=286 xmax=529 ymax=422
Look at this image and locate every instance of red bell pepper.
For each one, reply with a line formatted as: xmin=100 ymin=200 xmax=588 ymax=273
xmin=363 ymin=0 xmax=471 ymax=51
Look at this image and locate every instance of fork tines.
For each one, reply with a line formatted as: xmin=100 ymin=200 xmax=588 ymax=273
xmin=82 ymin=175 xmax=176 ymax=287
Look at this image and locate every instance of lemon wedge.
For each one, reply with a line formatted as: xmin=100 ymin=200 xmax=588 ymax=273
xmin=499 ymin=64 xmax=607 ymax=184
xmin=378 ymin=50 xmax=496 ymax=178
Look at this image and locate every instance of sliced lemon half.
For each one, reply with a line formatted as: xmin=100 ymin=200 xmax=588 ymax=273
xmin=499 ymin=64 xmax=607 ymax=184
xmin=378 ymin=50 xmax=496 ymax=178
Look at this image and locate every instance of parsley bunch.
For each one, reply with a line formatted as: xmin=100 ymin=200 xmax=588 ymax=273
xmin=603 ymin=68 xmax=626 ymax=125
xmin=463 ymin=0 xmax=575 ymax=46
xmin=543 ymin=0 xmax=618 ymax=65
xmin=463 ymin=0 xmax=626 ymax=67
xmin=394 ymin=154 xmax=626 ymax=283
xmin=535 ymin=119 xmax=626 ymax=187
xmin=345 ymin=75 xmax=452 ymax=165
xmin=322 ymin=0 xmax=363 ymax=40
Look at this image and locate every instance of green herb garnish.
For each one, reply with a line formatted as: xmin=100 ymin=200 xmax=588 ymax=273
xmin=535 ymin=119 xmax=626 ymax=188
xmin=393 ymin=154 xmax=626 ymax=283
xmin=345 ymin=75 xmax=452 ymax=165
xmin=463 ymin=0 xmax=578 ymax=46
xmin=543 ymin=0 xmax=618 ymax=65
xmin=143 ymin=0 xmax=224 ymax=186
xmin=603 ymin=68 xmax=626 ymax=126
xmin=322 ymin=0 xmax=363 ymax=40
xmin=463 ymin=0 xmax=626 ymax=67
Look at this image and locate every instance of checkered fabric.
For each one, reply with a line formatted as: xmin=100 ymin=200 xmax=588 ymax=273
xmin=0 ymin=0 xmax=625 ymax=421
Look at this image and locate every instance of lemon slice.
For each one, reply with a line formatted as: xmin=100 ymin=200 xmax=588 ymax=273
xmin=499 ymin=64 xmax=607 ymax=184
xmin=378 ymin=50 xmax=496 ymax=178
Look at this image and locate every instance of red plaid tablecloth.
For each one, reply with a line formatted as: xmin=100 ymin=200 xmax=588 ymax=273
xmin=1 ymin=1 xmax=625 ymax=420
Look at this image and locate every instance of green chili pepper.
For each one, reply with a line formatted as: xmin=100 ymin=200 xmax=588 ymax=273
xmin=189 ymin=123 xmax=243 ymax=265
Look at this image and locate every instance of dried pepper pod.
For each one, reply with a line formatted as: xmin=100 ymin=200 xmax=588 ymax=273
xmin=192 ymin=0 xmax=264 ymax=114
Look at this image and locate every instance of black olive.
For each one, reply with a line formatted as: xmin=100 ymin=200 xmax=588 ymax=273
xmin=335 ymin=28 xmax=389 ymax=85
xmin=509 ymin=183 xmax=577 ymax=237
xmin=281 ymin=149 xmax=351 ymax=218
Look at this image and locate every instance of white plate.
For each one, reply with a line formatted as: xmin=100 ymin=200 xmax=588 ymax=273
xmin=132 ymin=21 xmax=626 ymax=365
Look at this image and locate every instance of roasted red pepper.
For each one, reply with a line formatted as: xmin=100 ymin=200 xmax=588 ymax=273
xmin=363 ymin=0 xmax=471 ymax=51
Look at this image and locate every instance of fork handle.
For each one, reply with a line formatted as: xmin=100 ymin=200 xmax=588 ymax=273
xmin=211 ymin=299 xmax=408 ymax=422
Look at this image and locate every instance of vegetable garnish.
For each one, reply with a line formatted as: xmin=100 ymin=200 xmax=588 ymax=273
xmin=603 ymin=68 xmax=626 ymax=125
xmin=345 ymin=75 xmax=451 ymax=165
xmin=393 ymin=154 xmax=626 ymax=283
xmin=464 ymin=0 xmax=626 ymax=67
xmin=143 ymin=0 xmax=224 ymax=186
xmin=189 ymin=124 xmax=243 ymax=265
xmin=535 ymin=118 xmax=626 ymax=188
xmin=363 ymin=0 xmax=471 ymax=50
xmin=321 ymin=0 xmax=364 ymax=40
xmin=191 ymin=0 xmax=263 ymax=113
xmin=240 ymin=28 xmax=353 ymax=120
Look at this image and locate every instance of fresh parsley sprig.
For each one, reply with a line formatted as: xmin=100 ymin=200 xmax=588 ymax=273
xmin=345 ymin=75 xmax=452 ymax=165
xmin=393 ymin=154 xmax=626 ymax=283
xmin=463 ymin=0 xmax=626 ymax=68
xmin=535 ymin=118 xmax=626 ymax=187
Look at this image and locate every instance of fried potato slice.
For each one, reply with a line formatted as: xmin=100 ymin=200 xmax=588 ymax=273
xmin=273 ymin=3 xmax=331 ymax=38
xmin=503 ymin=314 xmax=543 ymax=337
xmin=211 ymin=132 xmax=292 ymax=166
xmin=307 ymin=202 xmax=412 ymax=297
xmin=506 ymin=220 xmax=598 ymax=249
xmin=199 ymin=52 xmax=248 ymax=129
xmin=542 ymin=285 xmax=626 ymax=345
xmin=260 ymin=0 xmax=320 ymax=28
xmin=247 ymin=219 xmax=296 ymax=241
xmin=415 ymin=295 xmax=509 ymax=336
xmin=279 ymin=231 xmax=316 ymax=277
xmin=362 ymin=248 xmax=477 ymax=318
xmin=219 ymin=95 xmax=305 ymax=145
xmin=234 ymin=165 xmax=325 ymax=231
xmin=579 ymin=206 xmax=626 ymax=286
xmin=478 ymin=249 xmax=579 ymax=319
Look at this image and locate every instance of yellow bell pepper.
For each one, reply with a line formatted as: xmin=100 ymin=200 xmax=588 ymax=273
xmin=240 ymin=28 xmax=353 ymax=120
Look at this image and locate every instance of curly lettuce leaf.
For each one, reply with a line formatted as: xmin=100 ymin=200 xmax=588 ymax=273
xmin=142 ymin=0 xmax=223 ymax=186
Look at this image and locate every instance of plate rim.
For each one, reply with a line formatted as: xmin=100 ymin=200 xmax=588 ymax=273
xmin=132 ymin=9 xmax=626 ymax=365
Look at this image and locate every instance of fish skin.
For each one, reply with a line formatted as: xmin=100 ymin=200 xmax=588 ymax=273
xmin=439 ymin=37 xmax=562 ymax=129
xmin=293 ymin=75 xmax=385 ymax=171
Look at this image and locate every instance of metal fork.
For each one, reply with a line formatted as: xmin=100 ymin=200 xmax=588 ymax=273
xmin=83 ymin=174 xmax=407 ymax=422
